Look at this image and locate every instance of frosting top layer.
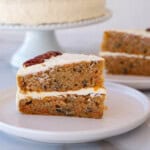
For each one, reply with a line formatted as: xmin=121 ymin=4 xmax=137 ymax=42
xmin=23 ymin=51 xmax=62 ymax=67
xmin=107 ymin=29 xmax=150 ymax=38
xmin=17 ymin=53 xmax=103 ymax=75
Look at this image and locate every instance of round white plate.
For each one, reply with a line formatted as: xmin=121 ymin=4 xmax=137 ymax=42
xmin=0 ymin=82 xmax=149 ymax=144
xmin=106 ymin=75 xmax=150 ymax=90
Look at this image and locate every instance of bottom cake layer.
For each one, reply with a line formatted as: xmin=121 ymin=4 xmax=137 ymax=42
xmin=102 ymin=55 xmax=150 ymax=76
xmin=18 ymin=94 xmax=106 ymax=119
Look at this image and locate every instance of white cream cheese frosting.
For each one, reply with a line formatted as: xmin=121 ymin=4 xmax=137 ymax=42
xmin=101 ymin=52 xmax=150 ymax=59
xmin=17 ymin=88 xmax=106 ymax=99
xmin=0 ymin=0 xmax=106 ymax=25
xmin=107 ymin=29 xmax=150 ymax=38
xmin=17 ymin=53 xmax=104 ymax=75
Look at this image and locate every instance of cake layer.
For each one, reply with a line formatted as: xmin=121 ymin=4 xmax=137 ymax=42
xmin=102 ymin=55 xmax=150 ymax=76
xmin=101 ymin=30 xmax=150 ymax=56
xmin=18 ymin=53 xmax=103 ymax=75
xmin=18 ymin=94 xmax=106 ymax=119
xmin=17 ymin=53 xmax=105 ymax=92
xmin=0 ymin=0 xmax=106 ymax=25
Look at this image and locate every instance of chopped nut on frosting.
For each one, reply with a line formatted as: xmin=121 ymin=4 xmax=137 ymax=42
xmin=23 ymin=51 xmax=62 ymax=67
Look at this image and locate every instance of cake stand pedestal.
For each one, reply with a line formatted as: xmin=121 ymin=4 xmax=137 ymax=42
xmin=1 ymin=9 xmax=111 ymax=67
xmin=11 ymin=30 xmax=61 ymax=67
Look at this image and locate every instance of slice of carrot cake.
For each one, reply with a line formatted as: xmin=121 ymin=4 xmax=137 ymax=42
xmin=16 ymin=51 xmax=106 ymax=119
xmin=101 ymin=29 xmax=150 ymax=76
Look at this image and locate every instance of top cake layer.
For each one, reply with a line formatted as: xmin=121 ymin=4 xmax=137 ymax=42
xmin=0 ymin=0 xmax=106 ymax=25
xmin=17 ymin=52 xmax=105 ymax=92
xmin=18 ymin=52 xmax=104 ymax=75
xmin=101 ymin=29 xmax=150 ymax=56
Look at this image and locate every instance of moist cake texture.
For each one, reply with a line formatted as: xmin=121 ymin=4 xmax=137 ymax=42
xmin=17 ymin=53 xmax=105 ymax=92
xmin=101 ymin=29 xmax=150 ymax=76
xmin=102 ymin=30 xmax=150 ymax=56
xmin=17 ymin=51 xmax=106 ymax=119
xmin=18 ymin=61 xmax=104 ymax=92
xmin=18 ymin=93 xmax=106 ymax=118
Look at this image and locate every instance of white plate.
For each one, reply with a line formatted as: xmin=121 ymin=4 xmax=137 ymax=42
xmin=0 ymin=82 xmax=149 ymax=144
xmin=106 ymin=75 xmax=150 ymax=90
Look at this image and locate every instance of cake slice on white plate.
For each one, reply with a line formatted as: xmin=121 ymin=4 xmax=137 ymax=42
xmin=16 ymin=51 xmax=106 ymax=119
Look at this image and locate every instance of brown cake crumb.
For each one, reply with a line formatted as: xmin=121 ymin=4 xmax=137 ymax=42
xmin=19 ymin=94 xmax=106 ymax=118
xmin=103 ymin=56 xmax=150 ymax=76
xmin=18 ymin=61 xmax=104 ymax=92
xmin=146 ymin=28 xmax=150 ymax=32
xmin=101 ymin=31 xmax=150 ymax=56
xmin=23 ymin=51 xmax=62 ymax=67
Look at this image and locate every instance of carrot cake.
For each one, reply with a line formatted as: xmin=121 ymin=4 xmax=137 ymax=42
xmin=16 ymin=51 xmax=106 ymax=119
xmin=0 ymin=0 xmax=106 ymax=25
xmin=101 ymin=29 xmax=150 ymax=76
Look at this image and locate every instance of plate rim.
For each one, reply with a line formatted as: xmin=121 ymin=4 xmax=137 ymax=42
xmin=106 ymin=75 xmax=150 ymax=90
xmin=106 ymin=75 xmax=150 ymax=83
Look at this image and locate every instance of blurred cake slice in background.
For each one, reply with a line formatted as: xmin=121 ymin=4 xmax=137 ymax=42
xmin=16 ymin=51 xmax=106 ymax=119
xmin=100 ymin=29 xmax=150 ymax=76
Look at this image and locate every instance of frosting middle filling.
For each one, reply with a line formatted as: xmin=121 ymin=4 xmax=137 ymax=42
xmin=101 ymin=52 xmax=150 ymax=59
xmin=17 ymin=87 xmax=106 ymax=100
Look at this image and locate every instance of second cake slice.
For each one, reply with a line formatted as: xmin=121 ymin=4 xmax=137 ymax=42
xmin=101 ymin=29 xmax=150 ymax=76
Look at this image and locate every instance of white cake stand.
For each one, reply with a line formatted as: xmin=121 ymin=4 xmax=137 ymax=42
xmin=1 ymin=9 xmax=111 ymax=67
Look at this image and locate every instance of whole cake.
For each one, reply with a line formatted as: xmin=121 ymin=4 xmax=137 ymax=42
xmin=16 ymin=51 xmax=106 ymax=118
xmin=0 ymin=0 xmax=106 ymax=25
xmin=101 ymin=29 xmax=150 ymax=76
